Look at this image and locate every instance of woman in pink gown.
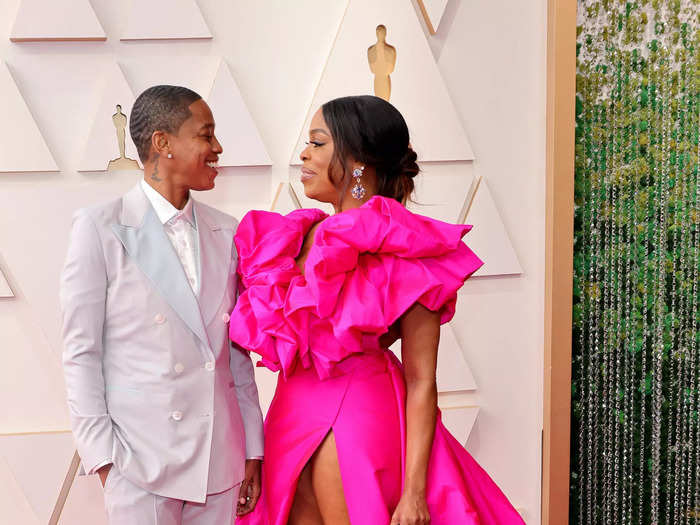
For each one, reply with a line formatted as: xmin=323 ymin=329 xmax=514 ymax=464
xmin=230 ymin=95 xmax=524 ymax=524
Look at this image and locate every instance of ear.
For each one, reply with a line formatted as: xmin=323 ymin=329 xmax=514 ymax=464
xmin=150 ymin=130 xmax=170 ymax=159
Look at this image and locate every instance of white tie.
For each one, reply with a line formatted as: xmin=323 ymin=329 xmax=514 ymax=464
xmin=167 ymin=213 xmax=199 ymax=294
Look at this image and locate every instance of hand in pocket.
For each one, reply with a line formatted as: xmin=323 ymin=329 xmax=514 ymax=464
xmin=98 ymin=464 xmax=113 ymax=488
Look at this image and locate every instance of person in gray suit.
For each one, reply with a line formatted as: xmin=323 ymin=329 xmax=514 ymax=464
xmin=60 ymin=85 xmax=264 ymax=524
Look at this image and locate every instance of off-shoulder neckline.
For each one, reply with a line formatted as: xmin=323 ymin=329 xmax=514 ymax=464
xmin=288 ymin=196 xmax=393 ymax=276
xmin=291 ymin=195 xmax=386 ymax=245
xmin=294 ymin=217 xmax=327 ymax=276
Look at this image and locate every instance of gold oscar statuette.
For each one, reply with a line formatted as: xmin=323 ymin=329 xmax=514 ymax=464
xmin=367 ymin=24 xmax=396 ymax=101
xmin=107 ymin=104 xmax=140 ymax=172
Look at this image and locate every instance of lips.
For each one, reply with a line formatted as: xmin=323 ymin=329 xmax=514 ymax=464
xmin=301 ymin=168 xmax=315 ymax=182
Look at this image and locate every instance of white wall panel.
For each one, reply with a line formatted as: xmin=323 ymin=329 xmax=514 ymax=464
xmin=466 ymin=178 xmax=523 ymax=277
xmin=0 ymin=266 xmax=13 ymax=297
xmin=120 ymin=0 xmax=212 ymax=41
xmin=0 ymin=433 xmax=75 ymax=523
xmin=0 ymin=458 xmax=40 ymax=524
xmin=0 ymin=314 xmax=70 ymax=432
xmin=0 ymin=62 xmax=58 ymax=172
xmin=207 ymin=60 xmax=272 ymax=167
xmin=120 ymin=56 xmax=271 ymax=167
xmin=270 ymin=182 xmax=301 ymax=214
xmin=78 ymin=62 xmax=140 ymax=172
xmin=291 ymin=0 xmax=474 ymax=164
xmin=441 ymin=405 xmax=479 ymax=445
xmin=417 ymin=0 xmax=449 ymax=34
xmin=10 ymin=0 xmax=105 ymax=42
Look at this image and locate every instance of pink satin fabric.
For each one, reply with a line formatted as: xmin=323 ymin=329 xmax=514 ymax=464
xmin=230 ymin=197 xmax=524 ymax=524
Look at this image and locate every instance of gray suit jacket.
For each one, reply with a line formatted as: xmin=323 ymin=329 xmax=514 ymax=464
xmin=60 ymin=183 xmax=264 ymax=503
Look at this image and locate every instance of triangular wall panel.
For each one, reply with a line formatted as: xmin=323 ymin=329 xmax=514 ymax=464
xmin=0 ymin=458 xmax=40 ymax=524
xmin=0 ymin=62 xmax=58 ymax=173
xmin=0 ymin=314 xmax=70 ymax=433
xmin=78 ymin=63 xmax=141 ymax=172
xmin=0 ymin=433 xmax=75 ymax=523
xmin=0 ymin=267 xmax=13 ymax=298
xmin=417 ymin=0 xmax=449 ymax=34
xmin=435 ymin=324 xmax=477 ymax=392
xmin=441 ymin=406 xmax=479 ymax=446
xmin=120 ymin=55 xmax=219 ymax=98
xmin=10 ymin=0 xmax=106 ymax=42
xmin=407 ymin=164 xmax=477 ymax=223
xmin=270 ymin=183 xmax=302 ymax=215
xmin=121 ymin=0 xmax=212 ymax=40
xmin=464 ymin=178 xmax=522 ymax=277
xmin=391 ymin=323 xmax=477 ymax=393
xmin=208 ymin=61 xmax=272 ymax=167
xmin=291 ymin=0 xmax=473 ymax=164
xmin=120 ymin=57 xmax=271 ymax=167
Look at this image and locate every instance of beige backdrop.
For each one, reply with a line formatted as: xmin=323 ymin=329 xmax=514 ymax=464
xmin=0 ymin=0 xmax=546 ymax=523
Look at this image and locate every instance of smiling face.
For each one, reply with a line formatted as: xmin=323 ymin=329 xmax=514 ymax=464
xmin=166 ymin=99 xmax=222 ymax=191
xmin=299 ymin=108 xmax=341 ymax=204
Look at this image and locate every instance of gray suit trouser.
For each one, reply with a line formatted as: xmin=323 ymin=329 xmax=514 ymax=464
xmin=104 ymin=465 xmax=238 ymax=525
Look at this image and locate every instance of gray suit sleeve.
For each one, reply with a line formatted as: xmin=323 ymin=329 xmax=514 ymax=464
xmin=229 ymin=341 xmax=265 ymax=458
xmin=60 ymin=209 xmax=114 ymax=473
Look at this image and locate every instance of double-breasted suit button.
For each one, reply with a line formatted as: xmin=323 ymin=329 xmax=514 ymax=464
xmin=171 ymin=411 xmax=183 ymax=421
xmin=174 ymin=363 xmax=184 ymax=374
xmin=222 ymin=313 xmax=230 ymax=323
xmin=204 ymin=362 xmax=215 ymax=371
xmin=154 ymin=313 xmax=166 ymax=324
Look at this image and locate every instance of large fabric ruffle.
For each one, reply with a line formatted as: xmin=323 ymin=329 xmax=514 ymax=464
xmin=229 ymin=196 xmax=483 ymax=379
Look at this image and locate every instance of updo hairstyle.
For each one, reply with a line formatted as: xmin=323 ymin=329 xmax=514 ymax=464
xmin=321 ymin=95 xmax=419 ymax=204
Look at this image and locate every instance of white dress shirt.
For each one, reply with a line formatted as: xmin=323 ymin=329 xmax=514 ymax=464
xmin=141 ymin=179 xmax=200 ymax=295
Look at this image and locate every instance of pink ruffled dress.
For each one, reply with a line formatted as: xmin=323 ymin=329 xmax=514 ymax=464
xmin=230 ymin=196 xmax=524 ymax=524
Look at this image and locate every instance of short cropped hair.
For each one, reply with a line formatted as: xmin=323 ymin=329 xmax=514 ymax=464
xmin=129 ymin=85 xmax=202 ymax=162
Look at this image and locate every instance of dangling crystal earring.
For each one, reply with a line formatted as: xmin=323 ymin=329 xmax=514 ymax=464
xmin=351 ymin=166 xmax=366 ymax=200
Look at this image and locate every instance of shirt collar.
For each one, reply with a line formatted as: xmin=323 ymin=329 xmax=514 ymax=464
xmin=140 ymin=179 xmax=196 ymax=229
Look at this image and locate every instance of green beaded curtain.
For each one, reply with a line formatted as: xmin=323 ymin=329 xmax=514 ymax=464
xmin=572 ymin=1 xmax=699 ymax=524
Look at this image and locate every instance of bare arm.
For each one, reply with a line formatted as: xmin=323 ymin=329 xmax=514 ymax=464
xmin=391 ymin=303 xmax=440 ymax=524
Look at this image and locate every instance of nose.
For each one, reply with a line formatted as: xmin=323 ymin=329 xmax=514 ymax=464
xmin=299 ymin=145 xmax=310 ymax=162
xmin=212 ymin=134 xmax=223 ymax=154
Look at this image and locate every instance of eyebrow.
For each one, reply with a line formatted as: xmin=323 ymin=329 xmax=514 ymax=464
xmin=309 ymin=128 xmax=330 ymax=136
xmin=198 ymin=123 xmax=215 ymax=131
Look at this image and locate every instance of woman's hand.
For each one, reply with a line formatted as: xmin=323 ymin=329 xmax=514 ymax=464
xmin=390 ymin=489 xmax=431 ymax=525
xmin=236 ymin=459 xmax=262 ymax=516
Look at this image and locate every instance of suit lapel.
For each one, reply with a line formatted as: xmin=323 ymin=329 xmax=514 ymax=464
xmin=195 ymin=203 xmax=232 ymax=328
xmin=111 ymin=184 xmax=210 ymax=348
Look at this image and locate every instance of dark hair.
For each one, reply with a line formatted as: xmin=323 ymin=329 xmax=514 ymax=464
xmin=321 ymin=95 xmax=419 ymax=204
xmin=129 ymin=85 xmax=202 ymax=162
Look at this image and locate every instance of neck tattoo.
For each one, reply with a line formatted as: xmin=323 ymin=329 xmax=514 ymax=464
xmin=150 ymin=155 xmax=162 ymax=182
